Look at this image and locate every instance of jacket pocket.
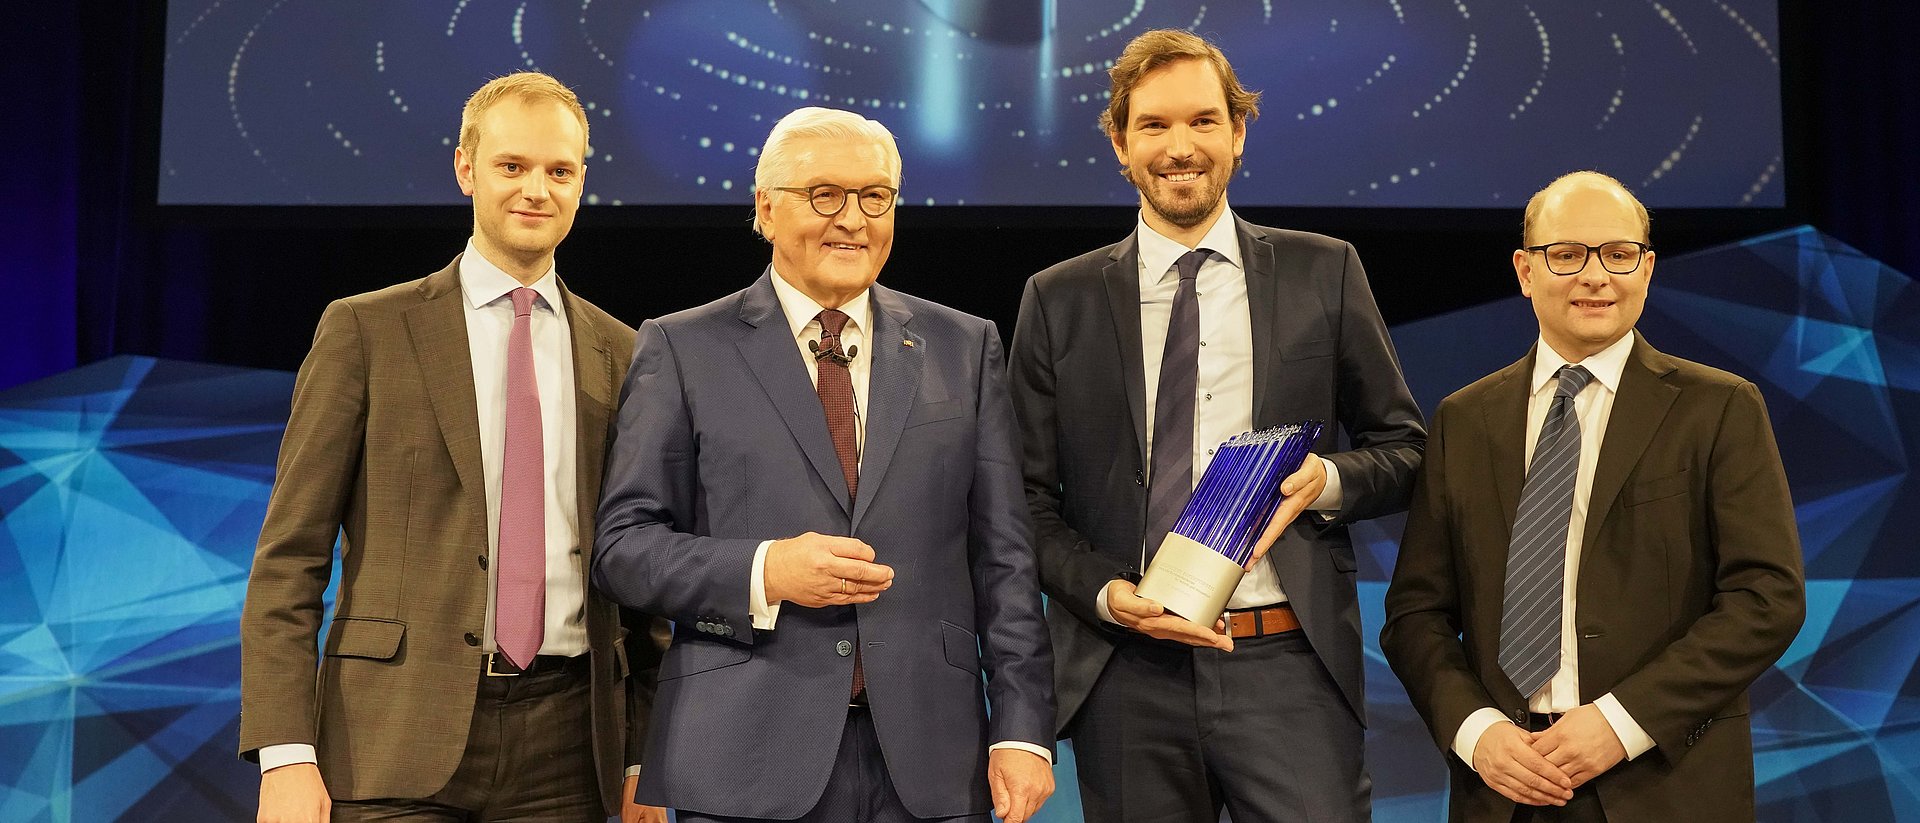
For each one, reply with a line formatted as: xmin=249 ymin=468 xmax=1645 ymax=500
xmin=906 ymin=398 xmax=967 ymax=428
xmin=324 ymin=617 xmax=405 ymax=660
xmin=1282 ymin=338 xmax=1336 ymax=361
xmin=658 ymin=636 xmax=751 ymax=681
xmin=941 ymin=620 xmax=982 ymax=674
xmin=1626 ymin=469 xmax=1690 ymax=506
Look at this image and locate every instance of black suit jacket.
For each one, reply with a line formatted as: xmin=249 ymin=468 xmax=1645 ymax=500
xmin=1009 ymin=217 xmax=1426 ymax=732
xmin=1381 ymin=334 xmax=1805 ymax=821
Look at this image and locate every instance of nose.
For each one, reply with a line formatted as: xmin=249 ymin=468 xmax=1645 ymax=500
xmin=1167 ymin=124 xmax=1196 ymax=160
xmin=832 ymin=197 xmax=867 ymax=231
xmin=520 ymin=171 xmax=549 ymax=203
xmin=1573 ymin=254 xmax=1611 ymax=287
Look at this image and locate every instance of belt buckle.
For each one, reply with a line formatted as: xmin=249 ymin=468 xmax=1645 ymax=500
xmin=484 ymin=652 xmax=522 ymax=677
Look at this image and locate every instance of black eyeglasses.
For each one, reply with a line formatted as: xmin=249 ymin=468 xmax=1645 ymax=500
xmin=768 ymin=184 xmax=899 ymax=218
xmin=1524 ymin=241 xmax=1651 ymax=275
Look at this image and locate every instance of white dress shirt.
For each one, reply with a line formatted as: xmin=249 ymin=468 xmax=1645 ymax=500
xmin=1097 ymin=205 xmax=1346 ymax=622
xmin=747 ymin=269 xmax=1052 ymax=764
xmin=259 ymin=240 xmax=590 ymax=773
xmin=1452 ymin=332 xmax=1657 ymax=768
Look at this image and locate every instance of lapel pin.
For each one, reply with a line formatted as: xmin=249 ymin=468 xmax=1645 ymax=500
xmin=902 ymin=339 xmax=916 ymax=348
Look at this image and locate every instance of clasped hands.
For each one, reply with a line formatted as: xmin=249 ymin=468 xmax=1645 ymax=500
xmin=764 ymin=531 xmax=894 ymax=607
xmin=1471 ymin=704 xmax=1627 ymax=807
xmin=1107 ymin=455 xmax=1327 ymax=651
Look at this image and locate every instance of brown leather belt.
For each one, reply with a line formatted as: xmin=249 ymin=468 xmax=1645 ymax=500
xmin=1219 ymin=604 xmax=1300 ymax=639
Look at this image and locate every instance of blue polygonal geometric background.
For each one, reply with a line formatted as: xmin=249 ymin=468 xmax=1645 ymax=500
xmin=1 ymin=226 xmax=1915 ymax=821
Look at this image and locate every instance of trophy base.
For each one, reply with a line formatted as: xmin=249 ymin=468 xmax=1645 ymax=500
xmin=1135 ymin=533 xmax=1245 ymax=625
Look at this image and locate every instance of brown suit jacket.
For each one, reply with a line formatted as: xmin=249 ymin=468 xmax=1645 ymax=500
xmin=1381 ymin=334 xmax=1804 ymax=822
xmin=238 ymin=257 xmax=668 ymax=814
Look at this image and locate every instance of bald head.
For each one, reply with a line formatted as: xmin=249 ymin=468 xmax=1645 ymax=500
xmin=1522 ymin=171 xmax=1649 ymax=247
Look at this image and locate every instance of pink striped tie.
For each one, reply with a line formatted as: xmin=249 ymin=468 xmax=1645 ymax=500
xmin=496 ymin=287 xmax=546 ymax=669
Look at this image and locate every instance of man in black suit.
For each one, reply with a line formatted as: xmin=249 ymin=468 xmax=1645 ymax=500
xmin=1008 ymin=28 xmax=1426 ymax=823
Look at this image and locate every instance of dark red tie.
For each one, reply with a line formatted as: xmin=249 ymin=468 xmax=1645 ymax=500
xmin=813 ymin=310 xmax=864 ymax=699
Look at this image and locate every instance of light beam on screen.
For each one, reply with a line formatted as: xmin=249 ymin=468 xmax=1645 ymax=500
xmin=913 ymin=8 xmax=965 ymax=153
xmin=1036 ymin=0 xmax=1057 ymax=134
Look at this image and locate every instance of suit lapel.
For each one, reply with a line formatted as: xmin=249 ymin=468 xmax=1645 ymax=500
xmin=850 ymin=286 xmax=922 ymax=530
xmin=1238 ymin=218 xmax=1279 ymax=425
xmin=1580 ymin=334 xmax=1680 ymax=550
xmin=403 ymin=260 xmax=487 ymax=519
xmin=735 ymin=271 xmax=855 ymax=515
xmin=1483 ymin=351 xmax=1535 ymax=541
xmin=1102 ymin=233 xmax=1149 ymax=463
xmin=560 ymin=279 xmax=615 ymax=544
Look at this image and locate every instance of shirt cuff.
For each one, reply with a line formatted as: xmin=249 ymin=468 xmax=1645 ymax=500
xmin=1452 ymin=707 xmax=1514 ymax=770
xmin=1309 ymin=454 xmax=1344 ymax=512
xmin=625 ymin=764 xmax=642 ymax=778
xmin=750 ymin=540 xmax=782 ymax=630
xmin=1594 ymin=693 xmax=1657 ymax=759
xmin=990 ymin=740 xmax=1055 ymax=764
xmin=258 ymin=743 xmax=317 ymax=774
xmin=1095 ymin=581 xmax=1120 ymax=624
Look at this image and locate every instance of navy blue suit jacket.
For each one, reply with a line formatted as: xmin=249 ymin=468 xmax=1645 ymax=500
xmin=593 ymin=272 xmax=1055 ymax=819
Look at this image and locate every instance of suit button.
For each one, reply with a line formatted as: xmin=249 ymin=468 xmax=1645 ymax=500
xmin=464 ymin=632 xmax=479 ymax=646
xmin=696 ymin=621 xmax=712 ymax=633
xmin=1134 ymin=470 xmax=1144 ymax=486
xmin=720 ymin=625 xmax=735 ymax=637
xmin=836 ymin=640 xmax=853 ymax=657
xmin=477 ymin=555 xmax=488 ymax=570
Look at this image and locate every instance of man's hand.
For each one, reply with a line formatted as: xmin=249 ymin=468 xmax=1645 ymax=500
xmin=620 ymin=773 xmax=667 ymax=823
xmin=1530 ymin=704 xmax=1627 ymax=789
xmin=764 ymin=532 xmax=893 ymax=608
xmin=1246 ymin=454 xmax=1328 ymax=568
xmin=1105 ymin=580 xmax=1233 ymax=651
xmin=1472 ymin=722 xmax=1573 ymax=806
xmin=987 ymin=748 xmax=1055 ymax=823
xmin=258 ymin=762 xmax=330 ymax=823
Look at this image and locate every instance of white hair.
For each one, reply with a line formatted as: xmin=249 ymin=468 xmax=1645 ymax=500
xmin=752 ymin=107 xmax=902 ymax=238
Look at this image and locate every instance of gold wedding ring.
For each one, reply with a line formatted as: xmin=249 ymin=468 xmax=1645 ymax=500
xmin=839 ymin=578 xmax=850 ymax=594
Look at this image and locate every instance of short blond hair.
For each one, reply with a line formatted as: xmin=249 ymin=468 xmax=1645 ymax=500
xmin=751 ymin=107 xmax=902 ymax=238
xmin=459 ymin=72 xmax=589 ymax=159
xmin=1522 ymin=171 xmax=1651 ymax=245
xmin=1101 ymin=29 xmax=1261 ymax=136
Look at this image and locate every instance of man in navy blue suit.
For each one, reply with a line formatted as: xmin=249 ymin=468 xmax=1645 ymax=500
xmin=592 ymin=107 xmax=1057 ymax=823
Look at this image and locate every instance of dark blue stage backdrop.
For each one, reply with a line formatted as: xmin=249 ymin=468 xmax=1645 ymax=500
xmin=3 ymin=227 xmax=1915 ymax=821
xmin=158 ymin=0 xmax=1783 ymax=207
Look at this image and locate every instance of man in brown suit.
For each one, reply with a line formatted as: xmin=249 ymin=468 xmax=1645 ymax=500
xmin=1381 ymin=171 xmax=1805 ymax=822
xmin=240 ymin=72 xmax=667 ymax=822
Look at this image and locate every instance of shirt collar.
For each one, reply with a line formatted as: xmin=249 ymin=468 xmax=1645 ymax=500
xmin=1136 ymin=201 xmax=1245 ymax=288
xmin=459 ymin=239 xmax=562 ymax=313
xmin=769 ymin=266 xmax=873 ymax=341
xmin=1531 ymin=331 xmax=1635 ymax=396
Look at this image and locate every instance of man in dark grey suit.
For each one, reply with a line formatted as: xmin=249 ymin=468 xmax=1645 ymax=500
xmin=1008 ymin=29 xmax=1425 ymax=823
xmin=592 ymin=107 xmax=1056 ymax=823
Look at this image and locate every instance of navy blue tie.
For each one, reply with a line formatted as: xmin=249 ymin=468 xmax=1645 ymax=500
xmin=1145 ymin=248 xmax=1213 ymax=559
xmin=1499 ymin=364 xmax=1595 ymax=698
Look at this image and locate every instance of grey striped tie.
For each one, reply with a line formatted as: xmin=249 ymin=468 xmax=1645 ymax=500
xmin=1145 ymin=248 xmax=1213 ymax=559
xmin=1499 ymin=364 xmax=1595 ymax=699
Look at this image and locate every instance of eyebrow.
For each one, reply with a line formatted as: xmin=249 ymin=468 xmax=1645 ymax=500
xmin=490 ymin=152 xmax=579 ymax=167
xmin=1133 ymin=106 xmax=1225 ymax=127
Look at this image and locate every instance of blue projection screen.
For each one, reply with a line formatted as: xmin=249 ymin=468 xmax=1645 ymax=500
xmin=159 ymin=0 xmax=1783 ymax=207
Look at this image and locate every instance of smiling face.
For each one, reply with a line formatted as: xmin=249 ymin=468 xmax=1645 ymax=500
xmin=755 ymin=135 xmax=896 ymax=309
xmin=1515 ymin=178 xmax=1655 ymax=362
xmin=454 ymin=96 xmax=586 ymax=283
xmin=1112 ymin=57 xmax=1246 ymax=241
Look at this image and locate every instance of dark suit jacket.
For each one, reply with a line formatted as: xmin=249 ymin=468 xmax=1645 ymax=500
xmin=1009 ymin=217 xmax=1426 ymax=733
xmin=238 ymin=258 xmax=668 ymax=815
xmin=592 ymin=272 xmax=1055 ymax=820
xmin=1380 ymin=334 xmax=1806 ymax=822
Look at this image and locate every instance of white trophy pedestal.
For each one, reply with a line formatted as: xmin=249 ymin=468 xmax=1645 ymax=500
xmin=1135 ymin=532 xmax=1246 ymax=625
